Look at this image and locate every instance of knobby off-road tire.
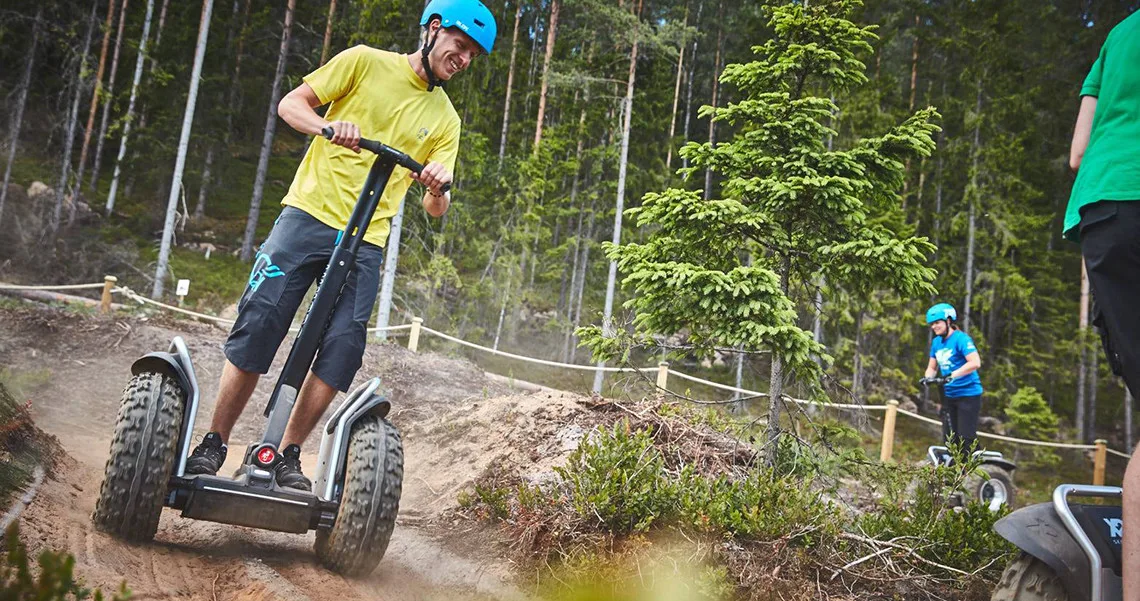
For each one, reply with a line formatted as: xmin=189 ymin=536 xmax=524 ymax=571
xmin=92 ymin=372 xmax=185 ymax=541
xmin=315 ymin=415 xmax=404 ymax=577
xmin=991 ymin=552 xmax=1069 ymax=601
xmin=967 ymin=465 xmax=1015 ymax=509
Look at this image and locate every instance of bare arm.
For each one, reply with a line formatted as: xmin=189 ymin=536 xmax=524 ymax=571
xmin=950 ymin=352 xmax=981 ymax=379
xmin=277 ymin=83 xmax=361 ymax=152
xmin=925 ymin=357 xmax=939 ymax=378
xmin=1070 ymin=95 xmax=1098 ymax=172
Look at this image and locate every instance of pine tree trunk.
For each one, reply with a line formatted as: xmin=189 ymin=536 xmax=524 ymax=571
xmin=665 ymin=1 xmax=689 ymax=172
xmin=151 ymin=0 xmax=216 ymax=298
xmin=532 ymin=0 xmax=559 ymax=153
xmin=901 ymin=14 xmax=920 ymax=208
xmin=194 ymin=146 xmax=214 ymax=219
xmin=91 ymin=0 xmax=130 ymax=194
xmin=374 ymin=200 xmax=406 ymax=340
xmin=593 ymin=0 xmax=643 ymax=394
xmin=51 ymin=0 xmax=99 ymax=236
xmin=813 ymin=277 xmax=824 ymax=345
xmin=963 ymin=78 xmax=982 ymax=332
xmin=241 ymin=0 xmax=298 ymax=262
xmin=568 ymin=202 xmax=597 ymax=364
xmin=852 ymin=311 xmax=865 ymax=398
xmin=497 ymin=2 xmax=522 ymax=167
xmin=0 ymin=7 xmax=43 ymax=229
xmin=73 ymin=0 xmax=117 ymax=204
xmin=703 ymin=1 xmax=725 ymax=200
xmin=151 ymin=0 xmax=171 ymax=69
xmin=196 ymin=0 xmax=246 ymax=219
xmin=522 ymin=11 xmax=541 ymax=142
xmin=1077 ymin=259 xmax=1090 ymax=440
xmin=320 ymin=0 xmax=338 ymax=67
xmin=561 ymin=104 xmax=589 ymax=362
xmin=933 ymin=126 xmax=944 ymax=251
xmin=493 ymin=280 xmax=511 ymax=351
xmin=105 ymin=0 xmax=157 ymax=217
xmin=1088 ymin=341 xmax=1098 ymax=439
xmin=131 ymin=0 xmax=171 ymax=141
xmin=764 ymin=257 xmax=792 ymax=465
xmin=680 ymin=1 xmax=703 ymax=171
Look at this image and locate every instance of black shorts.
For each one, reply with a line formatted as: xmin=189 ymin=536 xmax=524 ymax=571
xmin=223 ymin=207 xmax=384 ymax=392
xmin=1081 ymin=201 xmax=1140 ymax=406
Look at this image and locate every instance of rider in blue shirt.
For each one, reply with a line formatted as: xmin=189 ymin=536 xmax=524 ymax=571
xmin=922 ymin=303 xmax=984 ymax=455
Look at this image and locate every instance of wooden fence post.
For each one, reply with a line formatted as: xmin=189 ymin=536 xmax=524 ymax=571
xmin=408 ymin=317 xmax=423 ymax=352
xmin=880 ymin=399 xmax=900 ymax=462
xmin=656 ymin=362 xmax=669 ymax=390
xmin=100 ymin=275 xmax=117 ymax=314
xmin=1094 ymin=439 xmax=1108 ymax=486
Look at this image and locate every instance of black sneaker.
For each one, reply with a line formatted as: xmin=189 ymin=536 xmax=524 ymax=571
xmin=274 ymin=444 xmax=311 ymax=491
xmin=185 ymin=432 xmax=227 ymax=476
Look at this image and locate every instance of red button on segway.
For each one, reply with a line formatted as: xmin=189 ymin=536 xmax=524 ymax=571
xmin=257 ymin=447 xmax=276 ymax=465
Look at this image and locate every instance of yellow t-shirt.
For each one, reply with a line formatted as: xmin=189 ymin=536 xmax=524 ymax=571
xmin=282 ymin=45 xmax=461 ymax=247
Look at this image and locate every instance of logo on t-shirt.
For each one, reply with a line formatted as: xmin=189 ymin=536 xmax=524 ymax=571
xmin=935 ymin=348 xmax=954 ymax=372
xmin=417 ymin=127 xmax=430 ymax=141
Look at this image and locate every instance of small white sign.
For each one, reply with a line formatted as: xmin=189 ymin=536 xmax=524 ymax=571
xmin=176 ymin=279 xmax=191 ymax=296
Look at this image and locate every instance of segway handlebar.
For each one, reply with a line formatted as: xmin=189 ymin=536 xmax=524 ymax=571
xmin=321 ymin=126 xmax=451 ymax=194
xmin=918 ymin=375 xmax=953 ymax=387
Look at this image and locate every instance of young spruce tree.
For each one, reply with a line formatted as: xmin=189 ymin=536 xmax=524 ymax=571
xmin=580 ymin=0 xmax=941 ymax=464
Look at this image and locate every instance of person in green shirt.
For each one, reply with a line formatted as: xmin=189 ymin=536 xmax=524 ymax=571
xmin=1066 ymin=11 xmax=1140 ymax=600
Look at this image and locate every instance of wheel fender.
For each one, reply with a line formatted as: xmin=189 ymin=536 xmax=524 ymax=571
xmin=983 ymin=457 xmax=1017 ymax=474
xmin=131 ymin=352 xmax=192 ymax=399
xmin=994 ymin=502 xmax=1091 ymax=601
xmin=333 ymin=392 xmax=391 ymax=478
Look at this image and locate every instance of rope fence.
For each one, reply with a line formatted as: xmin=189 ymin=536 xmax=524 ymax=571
xmin=1 ymin=276 xmax=1131 ymax=484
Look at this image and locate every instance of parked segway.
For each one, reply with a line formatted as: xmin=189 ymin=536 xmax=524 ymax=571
xmin=920 ymin=377 xmax=1017 ymax=511
xmin=991 ymin=485 xmax=1121 ymax=601
xmin=926 ymin=444 xmax=1016 ymax=511
xmin=92 ymin=127 xmax=440 ymax=576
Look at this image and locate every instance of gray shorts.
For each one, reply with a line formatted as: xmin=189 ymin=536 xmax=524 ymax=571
xmin=224 ymin=207 xmax=384 ymax=392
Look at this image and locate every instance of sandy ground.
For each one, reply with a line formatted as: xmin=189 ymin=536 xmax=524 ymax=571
xmin=0 ymin=301 xmax=593 ymax=601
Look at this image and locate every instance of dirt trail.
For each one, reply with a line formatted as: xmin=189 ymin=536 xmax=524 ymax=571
xmin=0 ymin=302 xmax=592 ymax=601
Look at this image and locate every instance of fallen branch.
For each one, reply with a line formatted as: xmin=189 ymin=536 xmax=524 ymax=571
xmin=840 ymin=532 xmax=970 ymax=577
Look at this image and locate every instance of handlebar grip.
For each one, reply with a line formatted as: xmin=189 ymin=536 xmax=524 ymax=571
xmin=320 ymin=126 xmax=451 ymax=194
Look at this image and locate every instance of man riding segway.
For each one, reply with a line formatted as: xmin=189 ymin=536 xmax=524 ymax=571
xmin=184 ymin=0 xmax=497 ymax=491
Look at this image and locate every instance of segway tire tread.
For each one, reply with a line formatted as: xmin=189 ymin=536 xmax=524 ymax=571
xmin=92 ymin=372 xmax=185 ymax=541
xmin=315 ymin=415 xmax=403 ymax=576
xmin=991 ymin=552 xmax=1068 ymax=601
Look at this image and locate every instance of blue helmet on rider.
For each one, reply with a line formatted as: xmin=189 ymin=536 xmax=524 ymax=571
xmin=925 ymin=303 xmax=957 ymax=325
xmin=420 ymin=0 xmax=498 ymax=55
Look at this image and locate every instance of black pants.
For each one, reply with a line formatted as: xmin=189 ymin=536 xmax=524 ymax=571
xmin=1081 ymin=201 xmax=1140 ymax=406
xmin=940 ymin=394 xmax=981 ymax=454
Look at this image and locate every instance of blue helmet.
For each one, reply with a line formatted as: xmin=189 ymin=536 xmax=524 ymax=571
xmin=420 ymin=0 xmax=498 ymax=55
xmin=925 ymin=303 xmax=957 ymax=325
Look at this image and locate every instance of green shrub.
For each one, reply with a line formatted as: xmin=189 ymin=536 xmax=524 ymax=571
xmin=1005 ymin=387 xmax=1061 ymax=468
xmin=856 ymin=458 xmax=1015 ymax=576
xmin=555 ymin=421 xmax=672 ymax=534
xmin=1 ymin=525 xmax=129 ymax=601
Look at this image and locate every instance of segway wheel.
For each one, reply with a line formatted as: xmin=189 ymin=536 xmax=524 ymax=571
xmin=968 ymin=465 xmax=1015 ymax=511
xmin=315 ymin=415 xmax=404 ymax=576
xmin=92 ymin=372 xmax=185 ymax=541
xmin=991 ymin=552 xmax=1068 ymax=601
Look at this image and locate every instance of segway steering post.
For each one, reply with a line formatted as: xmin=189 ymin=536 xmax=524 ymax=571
xmin=261 ymin=127 xmax=449 ymax=446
